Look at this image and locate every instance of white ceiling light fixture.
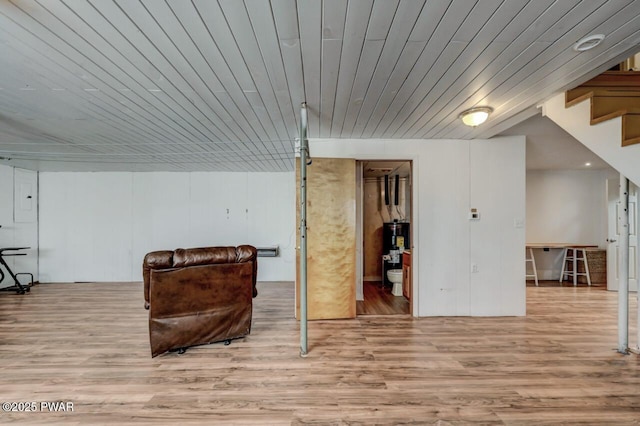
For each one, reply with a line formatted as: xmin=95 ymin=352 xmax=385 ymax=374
xmin=573 ymin=34 xmax=605 ymax=52
xmin=459 ymin=106 xmax=493 ymax=127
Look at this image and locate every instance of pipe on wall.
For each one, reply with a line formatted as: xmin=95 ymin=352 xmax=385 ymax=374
xmin=394 ymin=174 xmax=399 ymax=206
xmin=378 ymin=177 xmax=390 ymax=223
xmin=384 ymin=175 xmax=389 ymax=206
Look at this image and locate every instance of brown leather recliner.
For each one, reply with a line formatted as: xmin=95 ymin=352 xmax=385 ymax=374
xmin=143 ymin=245 xmax=257 ymax=357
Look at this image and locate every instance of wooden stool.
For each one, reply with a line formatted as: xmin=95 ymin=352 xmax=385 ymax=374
xmin=525 ymin=248 xmax=538 ymax=286
xmin=560 ymin=247 xmax=591 ymax=286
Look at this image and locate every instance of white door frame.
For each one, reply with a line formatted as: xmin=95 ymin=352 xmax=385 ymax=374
xmin=355 ymin=160 xmax=414 ymax=312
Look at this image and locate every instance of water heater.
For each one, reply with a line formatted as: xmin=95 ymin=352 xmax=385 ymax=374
xmin=382 ymin=221 xmax=410 ymax=286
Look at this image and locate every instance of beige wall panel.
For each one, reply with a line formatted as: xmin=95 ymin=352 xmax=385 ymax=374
xmin=363 ymin=179 xmax=383 ymax=279
xmin=296 ymin=158 xmax=356 ymax=320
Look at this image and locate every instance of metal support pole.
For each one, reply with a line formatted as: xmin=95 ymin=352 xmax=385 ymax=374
xmin=635 ymin=184 xmax=640 ymax=354
xmin=618 ymin=174 xmax=629 ymax=354
xmin=299 ymin=102 xmax=309 ymax=357
xmin=637 ymin=223 xmax=640 ymax=352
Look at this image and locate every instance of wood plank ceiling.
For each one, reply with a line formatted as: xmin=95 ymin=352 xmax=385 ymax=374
xmin=1 ymin=0 xmax=639 ymax=172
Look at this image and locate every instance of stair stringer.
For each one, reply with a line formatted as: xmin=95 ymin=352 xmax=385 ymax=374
xmin=542 ymin=92 xmax=640 ymax=187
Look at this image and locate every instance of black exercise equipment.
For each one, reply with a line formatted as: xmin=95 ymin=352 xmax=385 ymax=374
xmin=0 ymin=247 xmax=33 ymax=295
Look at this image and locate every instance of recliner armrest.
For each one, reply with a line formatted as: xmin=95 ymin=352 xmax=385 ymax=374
xmin=142 ymin=250 xmax=173 ymax=308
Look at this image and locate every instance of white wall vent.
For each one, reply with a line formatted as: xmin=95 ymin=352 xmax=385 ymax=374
xmin=257 ymin=246 xmax=279 ymax=257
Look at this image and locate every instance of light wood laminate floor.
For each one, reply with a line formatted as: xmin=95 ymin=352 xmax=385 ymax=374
xmin=356 ymin=281 xmax=409 ymax=315
xmin=0 ymin=281 xmax=638 ymax=424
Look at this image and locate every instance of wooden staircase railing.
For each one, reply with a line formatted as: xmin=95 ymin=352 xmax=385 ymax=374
xmin=565 ymin=71 xmax=640 ymax=146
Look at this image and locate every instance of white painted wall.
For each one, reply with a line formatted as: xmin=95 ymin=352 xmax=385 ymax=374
xmin=526 ymin=169 xmax=610 ymax=280
xmin=469 ymin=141 xmax=526 ymax=316
xmin=543 ymin=93 xmax=640 ymax=187
xmin=310 ymin=137 xmax=526 ymax=317
xmin=39 ymin=172 xmax=295 ymax=283
xmin=0 ymin=166 xmax=14 ymax=250
xmin=0 ymin=164 xmax=38 ymax=285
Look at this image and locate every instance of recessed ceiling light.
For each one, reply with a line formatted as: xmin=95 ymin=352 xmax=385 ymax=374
xmin=573 ymin=34 xmax=605 ymax=52
xmin=585 ymin=162 xmax=592 ymax=167
xmin=459 ymin=106 xmax=493 ymax=127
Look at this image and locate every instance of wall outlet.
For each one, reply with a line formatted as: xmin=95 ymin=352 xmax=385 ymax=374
xmin=514 ymin=218 xmax=525 ymax=228
xmin=471 ymin=263 xmax=479 ymax=273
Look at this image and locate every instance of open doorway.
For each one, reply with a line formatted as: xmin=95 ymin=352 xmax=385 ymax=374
xmin=356 ymin=160 xmax=412 ymax=316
